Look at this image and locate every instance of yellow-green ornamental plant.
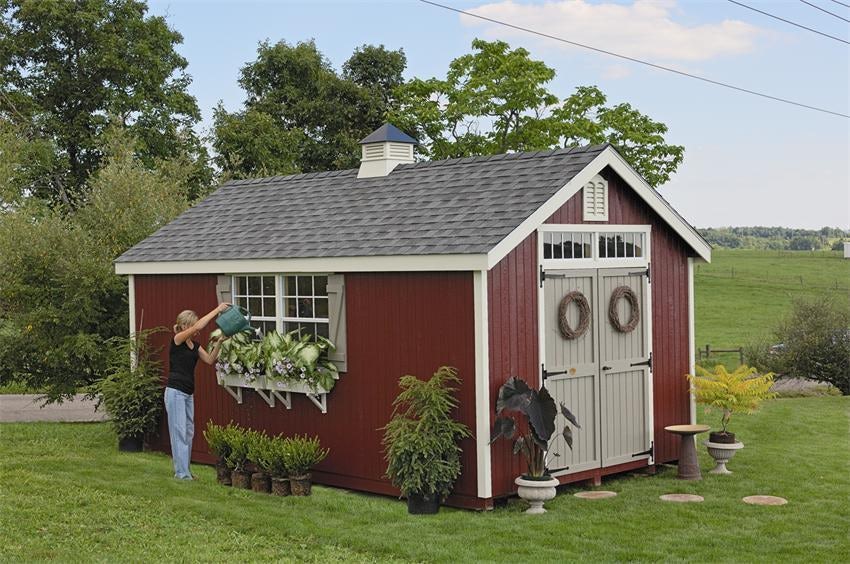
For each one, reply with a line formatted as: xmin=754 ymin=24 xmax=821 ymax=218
xmin=687 ymin=365 xmax=776 ymax=440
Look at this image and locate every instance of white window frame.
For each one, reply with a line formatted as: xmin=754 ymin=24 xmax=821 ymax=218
xmin=230 ymin=273 xmax=330 ymax=339
xmin=539 ymin=224 xmax=651 ymax=269
xmin=281 ymin=273 xmax=331 ymax=340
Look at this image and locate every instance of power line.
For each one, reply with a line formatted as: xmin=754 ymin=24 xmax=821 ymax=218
xmin=726 ymin=0 xmax=849 ymax=44
xmin=827 ymin=0 xmax=850 ymax=9
xmin=799 ymin=0 xmax=850 ymax=22
xmin=417 ymin=0 xmax=850 ymax=119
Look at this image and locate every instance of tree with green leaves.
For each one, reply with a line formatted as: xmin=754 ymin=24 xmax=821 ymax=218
xmin=0 ymin=0 xmax=209 ymax=207
xmin=0 ymin=127 xmax=193 ymax=402
xmin=390 ymin=39 xmax=684 ymax=187
xmin=213 ymin=40 xmax=406 ymax=178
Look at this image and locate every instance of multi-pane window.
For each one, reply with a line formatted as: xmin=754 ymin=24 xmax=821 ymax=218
xmin=542 ymin=229 xmax=647 ymax=262
xmin=599 ymin=232 xmax=644 ymax=259
xmin=542 ymin=231 xmax=593 ymax=260
xmin=233 ymin=275 xmax=277 ymax=335
xmin=283 ymin=275 xmax=329 ymax=340
xmin=231 ymin=274 xmax=329 ymax=340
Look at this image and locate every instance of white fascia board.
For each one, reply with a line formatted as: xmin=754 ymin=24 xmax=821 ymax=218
xmin=114 ymin=254 xmax=489 ymax=275
xmin=486 ymin=147 xmax=711 ymax=269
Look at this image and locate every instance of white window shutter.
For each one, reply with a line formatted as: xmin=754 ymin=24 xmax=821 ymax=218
xmin=326 ymin=274 xmax=347 ymax=373
xmin=216 ymin=275 xmax=232 ymax=305
xmin=583 ymin=175 xmax=608 ymax=222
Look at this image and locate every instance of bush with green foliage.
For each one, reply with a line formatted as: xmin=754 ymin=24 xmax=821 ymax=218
xmin=203 ymin=421 xmax=236 ymax=464
xmin=247 ymin=429 xmax=273 ymax=473
xmin=224 ymin=426 xmax=257 ymax=473
xmin=758 ymin=297 xmax=850 ymax=394
xmin=255 ymin=435 xmax=289 ymax=479
xmin=283 ymin=435 xmax=328 ymax=478
xmin=94 ymin=329 xmax=164 ymax=440
xmin=381 ymin=367 xmax=471 ymax=498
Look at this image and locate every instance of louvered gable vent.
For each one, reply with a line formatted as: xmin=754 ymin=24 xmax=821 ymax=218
xmin=583 ymin=174 xmax=608 ymax=221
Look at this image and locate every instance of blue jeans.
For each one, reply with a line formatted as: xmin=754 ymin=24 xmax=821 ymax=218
xmin=164 ymin=387 xmax=194 ymax=479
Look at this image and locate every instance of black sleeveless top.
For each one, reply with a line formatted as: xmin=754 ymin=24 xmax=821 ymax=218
xmin=166 ymin=339 xmax=200 ymax=395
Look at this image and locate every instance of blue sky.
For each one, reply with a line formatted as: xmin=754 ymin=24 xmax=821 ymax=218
xmin=147 ymin=0 xmax=849 ymax=229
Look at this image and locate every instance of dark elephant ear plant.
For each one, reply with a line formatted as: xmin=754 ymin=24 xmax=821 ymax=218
xmin=490 ymin=376 xmax=581 ymax=479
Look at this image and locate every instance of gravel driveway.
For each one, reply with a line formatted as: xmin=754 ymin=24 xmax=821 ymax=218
xmin=0 ymin=394 xmax=108 ymax=423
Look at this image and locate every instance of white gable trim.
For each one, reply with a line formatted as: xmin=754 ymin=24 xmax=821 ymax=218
xmin=114 ymin=254 xmax=489 ymax=275
xmin=486 ymin=146 xmax=711 ymax=269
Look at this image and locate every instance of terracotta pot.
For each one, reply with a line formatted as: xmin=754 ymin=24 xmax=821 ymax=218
xmin=231 ymin=469 xmax=251 ymax=489
xmin=251 ymin=472 xmax=271 ymax=493
xmin=289 ymin=473 xmax=312 ymax=496
xmin=215 ymin=462 xmax=232 ymax=486
xmin=704 ymin=440 xmax=745 ymax=474
xmin=515 ymin=476 xmax=559 ymax=514
xmin=271 ymin=477 xmax=291 ymax=496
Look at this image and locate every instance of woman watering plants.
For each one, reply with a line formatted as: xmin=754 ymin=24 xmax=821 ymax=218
xmin=165 ymin=304 xmax=229 ymax=479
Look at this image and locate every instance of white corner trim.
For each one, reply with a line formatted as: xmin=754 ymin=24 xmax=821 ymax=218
xmin=128 ymin=274 xmax=136 ymax=336
xmin=486 ymin=147 xmax=711 ymax=269
xmin=473 ymin=270 xmax=492 ymax=499
xmin=115 ymin=254 xmax=489 ymax=275
xmin=688 ymin=258 xmax=696 ymax=425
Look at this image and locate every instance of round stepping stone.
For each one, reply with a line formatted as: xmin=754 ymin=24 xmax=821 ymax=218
xmin=574 ymin=491 xmax=617 ymax=500
xmin=742 ymin=495 xmax=787 ymax=506
xmin=660 ymin=493 xmax=704 ymax=503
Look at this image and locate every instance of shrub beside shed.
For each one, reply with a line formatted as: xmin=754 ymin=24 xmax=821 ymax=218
xmin=116 ymin=124 xmax=711 ymax=509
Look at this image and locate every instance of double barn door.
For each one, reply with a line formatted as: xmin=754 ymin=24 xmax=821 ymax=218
xmin=541 ymin=268 xmax=653 ymax=476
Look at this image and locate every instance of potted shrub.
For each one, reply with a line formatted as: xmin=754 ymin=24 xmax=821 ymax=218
xmin=225 ymin=425 xmax=254 ymax=489
xmin=95 ymin=329 xmax=164 ymax=452
xmin=248 ymin=430 xmax=272 ymax=494
xmin=381 ymin=366 xmax=472 ymax=514
xmin=283 ymin=434 xmax=328 ymax=496
xmin=490 ymin=376 xmax=581 ymax=514
xmin=260 ymin=435 xmax=291 ymax=496
xmin=203 ymin=420 xmax=236 ymax=485
xmin=687 ymin=364 xmax=776 ymax=474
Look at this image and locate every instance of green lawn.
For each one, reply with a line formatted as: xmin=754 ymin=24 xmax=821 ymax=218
xmin=694 ymin=249 xmax=850 ymax=368
xmin=2 ymin=396 xmax=848 ymax=562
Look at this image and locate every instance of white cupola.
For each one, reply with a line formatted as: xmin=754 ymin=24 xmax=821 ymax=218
xmin=357 ymin=123 xmax=418 ymax=179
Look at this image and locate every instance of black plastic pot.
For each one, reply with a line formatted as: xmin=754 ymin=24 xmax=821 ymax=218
xmin=407 ymin=492 xmax=440 ymax=515
xmin=118 ymin=434 xmax=144 ymax=452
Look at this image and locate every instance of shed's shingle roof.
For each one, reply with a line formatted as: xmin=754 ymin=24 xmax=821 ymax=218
xmin=116 ymin=144 xmax=607 ymax=263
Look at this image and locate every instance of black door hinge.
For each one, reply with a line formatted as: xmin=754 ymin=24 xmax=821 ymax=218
xmin=630 ymin=352 xmax=652 ymax=371
xmin=629 ymin=264 xmax=651 ymax=283
xmin=542 ymin=364 xmax=568 ymax=381
xmin=632 ymin=441 xmax=654 ymax=459
xmin=539 ymin=265 xmax=568 ymax=288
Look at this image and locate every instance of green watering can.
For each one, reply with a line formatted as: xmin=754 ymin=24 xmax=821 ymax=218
xmin=216 ymin=305 xmax=252 ymax=336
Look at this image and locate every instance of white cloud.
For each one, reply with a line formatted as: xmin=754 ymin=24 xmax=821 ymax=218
xmin=461 ymin=0 xmax=762 ymax=63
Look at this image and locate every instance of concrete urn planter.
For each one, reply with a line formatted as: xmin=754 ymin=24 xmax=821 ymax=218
xmin=704 ymin=440 xmax=744 ymax=474
xmin=515 ymin=476 xmax=559 ymax=514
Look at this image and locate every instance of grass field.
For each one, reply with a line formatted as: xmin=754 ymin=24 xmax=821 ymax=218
xmin=1 ymin=396 xmax=848 ymax=563
xmin=694 ymin=249 xmax=849 ymax=369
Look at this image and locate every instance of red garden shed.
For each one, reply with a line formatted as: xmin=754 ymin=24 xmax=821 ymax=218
xmin=116 ymin=124 xmax=711 ymax=510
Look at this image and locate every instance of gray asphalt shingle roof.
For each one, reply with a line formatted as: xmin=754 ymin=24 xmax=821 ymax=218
xmin=116 ymin=144 xmax=608 ymax=263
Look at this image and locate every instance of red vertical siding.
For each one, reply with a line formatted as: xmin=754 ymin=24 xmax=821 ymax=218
xmin=135 ymin=272 xmax=479 ymax=506
xmin=488 ymin=166 xmax=692 ymax=497
xmin=488 ymin=234 xmax=540 ymax=497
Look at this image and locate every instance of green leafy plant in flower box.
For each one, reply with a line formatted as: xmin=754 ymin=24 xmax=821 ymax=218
xmin=261 ymin=330 xmax=338 ymax=393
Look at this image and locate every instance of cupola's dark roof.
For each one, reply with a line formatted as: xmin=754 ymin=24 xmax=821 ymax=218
xmin=359 ymin=123 xmax=418 ymax=145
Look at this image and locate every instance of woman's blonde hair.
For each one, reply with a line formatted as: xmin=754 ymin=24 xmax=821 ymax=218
xmin=174 ymin=310 xmax=198 ymax=333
